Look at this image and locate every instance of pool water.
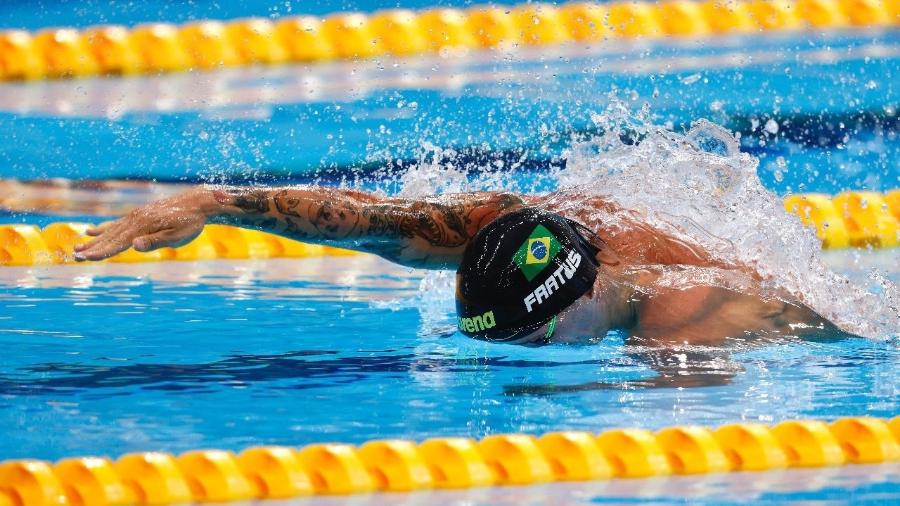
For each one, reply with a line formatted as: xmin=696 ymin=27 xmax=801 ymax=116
xmin=0 ymin=31 xmax=897 ymax=191
xmin=1 ymin=252 xmax=897 ymax=462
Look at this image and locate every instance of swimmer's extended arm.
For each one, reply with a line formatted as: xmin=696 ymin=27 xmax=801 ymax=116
xmin=74 ymin=186 xmax=525 ymax=268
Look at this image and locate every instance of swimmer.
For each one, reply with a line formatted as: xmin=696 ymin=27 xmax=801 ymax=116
xmin=73 ymin=186 xmax=847 ymax=387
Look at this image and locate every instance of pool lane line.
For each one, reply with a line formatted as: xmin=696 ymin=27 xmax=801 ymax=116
xmin=0 ymin=416 xmax=898 ymax=504
xmin=2 ymin=38 xmax=897 ymax=119
xmin=784 ymin=190 xmax=900 ymax=249
xmin=0 ymin=223 xmax=360 ymax=267
xmin=0 ymin=189 xmax=898 ymax=266
xmin=0 ymin=0 xmax=897 ymax=81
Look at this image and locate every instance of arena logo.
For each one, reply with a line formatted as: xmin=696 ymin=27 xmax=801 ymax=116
xmin=523 ymin=249 xmax=582 ymax=312
xmin=458 ymin=310 xmax=496 ymax=333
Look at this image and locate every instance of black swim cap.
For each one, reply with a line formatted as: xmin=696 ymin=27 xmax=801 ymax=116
xmin=455 ymin=208 xmax=600 ymax=342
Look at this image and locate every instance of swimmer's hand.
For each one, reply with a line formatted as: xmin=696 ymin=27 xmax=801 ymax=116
xmin=74 ymin=189 xmax=215 ymax=261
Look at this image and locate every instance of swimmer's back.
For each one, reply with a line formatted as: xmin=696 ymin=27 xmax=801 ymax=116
xmin=629 ymin=283 xmax=844 ymax=346
xmin=532 ymin=191 xmax=739 ymax=271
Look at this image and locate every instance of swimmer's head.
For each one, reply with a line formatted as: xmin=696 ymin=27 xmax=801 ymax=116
xmin=455 ymin=208 xmax=601 ymax=343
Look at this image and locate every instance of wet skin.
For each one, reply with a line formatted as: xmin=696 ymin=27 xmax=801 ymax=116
xmin=501 ymin=251 xmax=848 ymax=391
xmin=73 ymin=185 xmax=850 ymax=388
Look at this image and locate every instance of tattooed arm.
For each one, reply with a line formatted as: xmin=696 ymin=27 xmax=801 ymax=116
xmin=74 ymin=185 xmax=525 ymax=268
xmin=211 ymin=186 xmax=525 ymax=267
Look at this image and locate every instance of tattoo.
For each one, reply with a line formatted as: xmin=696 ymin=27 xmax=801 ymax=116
xmin=273 ymin=189 xmax=363 ymax=239
xmin=437 ymin=204 xmax=469 ymax=244
xmin=221 ymin=189 xmax=270 ymax=214
xmin=362 ymin=205 xmax=400 ymax=236
xmin=358 ymin=203 xmax=453 ymax=246
xmin=223 ymin=187 xmax=524 ymax=267
xmin=273 ymin=189 xmax=304 ymax=218
xmin=310 ymin=199 xmax=360 ymax=238
xmin=359 ymin=193 xmax=523 ymax=249
xmin=283 ymin=216 xmax=311 ymax=240
xmin=406 ymin=202 xmax=467 ymax=247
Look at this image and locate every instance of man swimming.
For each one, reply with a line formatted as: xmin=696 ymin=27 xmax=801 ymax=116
xmin=74 ymin=185 xmax=844 ymax=355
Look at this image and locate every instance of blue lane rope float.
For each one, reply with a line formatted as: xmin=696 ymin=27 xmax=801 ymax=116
xmin=0 ymin=0 xmax=897 ymax=81
xmin=0 ymin=416 xmax=898 ymax=504
xmin=0 ymin=190 xmax=898 ymax=266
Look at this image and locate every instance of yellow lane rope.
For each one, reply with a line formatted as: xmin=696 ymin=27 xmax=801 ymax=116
xmin=0 ymin=189 xmax=898 ymax=266
xmin=0 ymin=223 xmax=359 ymax=266
xmin=0 ymin=0 xmax=897 ymax=81
xmin=0 ymin=416 xmax=898 ymax=504
xmin=784 ymin=189 xmax=900 ymax=249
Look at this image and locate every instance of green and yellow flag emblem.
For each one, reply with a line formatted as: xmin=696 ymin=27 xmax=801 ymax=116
xmin=513 ymin=225 xmax=561 ymax=281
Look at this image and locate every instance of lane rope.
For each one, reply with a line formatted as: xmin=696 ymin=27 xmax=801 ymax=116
xmin=0 ymin=0 xmax=897 ymax=81
xmin=0 ymin=416 xmax=898 ymax=503
xmin=0 ymin=189 xmax=898 ymax=266
xmin=783 ymin=189 xmax=900 ymax=249
xmin=0 ymin=223 xmax=358 ymax=266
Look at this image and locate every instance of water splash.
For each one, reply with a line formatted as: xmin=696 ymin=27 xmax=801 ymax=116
xmin=404 ymin=98 xmax=899 ymax=339
xmin=394 ymin=143 xmax=470 ymax=198
xmin=564 ymin=108 xmax=897 ymax=338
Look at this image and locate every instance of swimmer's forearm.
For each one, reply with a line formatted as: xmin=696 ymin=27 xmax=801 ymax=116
xmin=202 ymin=185 xmax=377 ymax=241
xmin=201 ymin=185 xmax=524 ymax=268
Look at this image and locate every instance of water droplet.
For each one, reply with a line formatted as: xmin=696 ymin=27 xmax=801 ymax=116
xmin=680 ymin=73 xmax=701 ymax=85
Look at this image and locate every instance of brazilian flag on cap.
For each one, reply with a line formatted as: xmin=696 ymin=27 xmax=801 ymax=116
xmin=455 ymin=208 xmax=601 ymax=343
xmin=513 ymin=225 xmax=561 ymax=281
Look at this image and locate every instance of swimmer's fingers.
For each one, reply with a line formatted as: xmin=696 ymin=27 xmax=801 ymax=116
xmin=74 ymin=239 xmax=132 ymax=261
xmin=75 ymin=221 xmax=119 ymax=252
xmin=74 ymin=217 xmax=143 ymax=260
xmin=74 ymin=226 xmax=136 ymax=261
xmin=133 ymin=224 xmax=203 ymax=252
xmin=85 ymin=221 xmax=116 ymax=237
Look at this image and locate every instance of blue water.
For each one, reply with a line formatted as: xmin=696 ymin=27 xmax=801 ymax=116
xmin=0 ymin=33 xmax=900 ymax=193
xmin=1 ymin=1 xmax=899 ymax=503
xmin=0 ymin=255 xmax=897 ymax=459
xmin=0 ymin=27 xmax=896 ymax=191
xmin=0 ymin=254 xmax=898 ymax=506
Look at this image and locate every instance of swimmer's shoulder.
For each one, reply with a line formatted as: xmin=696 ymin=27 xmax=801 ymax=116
xmin=530 ymin=190 xmax=622 ymax=217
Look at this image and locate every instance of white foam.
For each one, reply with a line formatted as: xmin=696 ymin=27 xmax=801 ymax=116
xmin=402 ymin=98 xmax=899 ymax=339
